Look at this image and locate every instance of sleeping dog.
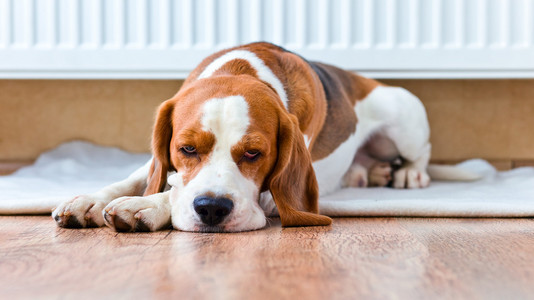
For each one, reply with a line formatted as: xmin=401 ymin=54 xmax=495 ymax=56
xmin=53 ymin=42 xmax=475 ymax=232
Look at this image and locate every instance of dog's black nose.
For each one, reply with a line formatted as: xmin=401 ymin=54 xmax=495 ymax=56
xmin=193 ymin=196 xmax=234 ymax=226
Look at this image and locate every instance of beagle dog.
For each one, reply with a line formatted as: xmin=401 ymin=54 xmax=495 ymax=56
xmin=52 ymin=42 xmax=473 ymax=232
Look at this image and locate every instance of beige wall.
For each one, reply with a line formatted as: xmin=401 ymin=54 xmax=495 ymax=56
xmin=0 ymin=80 xmax=181 ymax=161
xmin=1 ymin=79 xmax=534 ymax=170
xmin=382 ymin=79 xmax=534 ymax=162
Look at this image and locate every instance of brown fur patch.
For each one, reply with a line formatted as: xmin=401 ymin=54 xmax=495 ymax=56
xmin=306 ymin=62 xmax=380 ymax=161
xmin=264 ymin=109 xmax=332 ymax=227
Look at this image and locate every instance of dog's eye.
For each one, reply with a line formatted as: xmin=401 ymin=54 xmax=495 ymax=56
xmin=243 ymin=150 xmax=260 ymax=161
xmin=181 ymin=146 xmax=197 ymax=155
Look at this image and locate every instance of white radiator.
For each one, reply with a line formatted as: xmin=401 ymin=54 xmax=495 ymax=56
xmin=0 ymin=0 xmax=533 ymax=79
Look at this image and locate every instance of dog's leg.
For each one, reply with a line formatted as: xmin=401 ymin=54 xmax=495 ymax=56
xmin=354 ymin=86 xmax=432 ymax=189
xmin=381 ymin=88 xmax=431 ymax=189
xmin=52 ymin=159 xmax=151 ymax=228
xmin=103 ymin=191 xmax=171 ymax=232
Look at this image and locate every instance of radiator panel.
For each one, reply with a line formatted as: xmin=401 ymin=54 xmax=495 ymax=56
xmin=0 ymin=0 xmax=533 ymax=78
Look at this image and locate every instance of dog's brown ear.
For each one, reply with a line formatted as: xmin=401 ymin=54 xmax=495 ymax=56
xmin=144 ymin=100 xmax=175 ymax=196
xmin=266 ymin=111 xmax=332 ymax=227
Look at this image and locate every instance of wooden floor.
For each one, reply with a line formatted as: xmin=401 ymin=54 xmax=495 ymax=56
xmin=1 ymin=216 xmax=534 ymax=299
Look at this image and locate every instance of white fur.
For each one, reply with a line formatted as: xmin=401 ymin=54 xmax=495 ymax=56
xmin=303 ymin=134 xmax=311 ymax=149
xmin=198 ymin=50 xmax=289 ymax=109
xmin=313 ymin=86 xmax=431 ymax=196
xmin=259 ymin=191 xmax=278 ymax=217
xmin=313 ymin=132 xmax=363 ymax=196
xmin=168 ymin=96 xmax=266 ymax=232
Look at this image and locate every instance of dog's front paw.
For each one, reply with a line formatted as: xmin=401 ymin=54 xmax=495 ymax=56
xmin=103 ymin=196 xmax=171 ymax=232
xmin=393 ymin=167 xmax=430 ymax=189
xmin=52 ymin=195 xmax=107 ymax=228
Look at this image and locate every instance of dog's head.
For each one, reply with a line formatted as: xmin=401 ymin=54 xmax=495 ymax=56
xmin=144 ymin=76 xmax=331 ymax=232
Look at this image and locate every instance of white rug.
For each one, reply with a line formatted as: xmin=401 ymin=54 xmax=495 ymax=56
xmin=0 ymin=142 xmax=150 ymax=214
xmin=2 ymin=141 xmax=534 ymax=217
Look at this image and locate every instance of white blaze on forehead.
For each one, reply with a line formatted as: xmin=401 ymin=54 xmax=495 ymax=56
xmin=201 ymin=96 xmax=250 ymax=148
xmin=197 ymin=50 xmax=288 ymax=110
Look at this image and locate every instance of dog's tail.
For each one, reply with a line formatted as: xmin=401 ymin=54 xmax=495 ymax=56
xmin=427 ymin=164 xmax=482 ymax=181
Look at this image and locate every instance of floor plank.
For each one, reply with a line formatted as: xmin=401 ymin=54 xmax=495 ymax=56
xmin=1 ymin=216 xmax=533 ymax=299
